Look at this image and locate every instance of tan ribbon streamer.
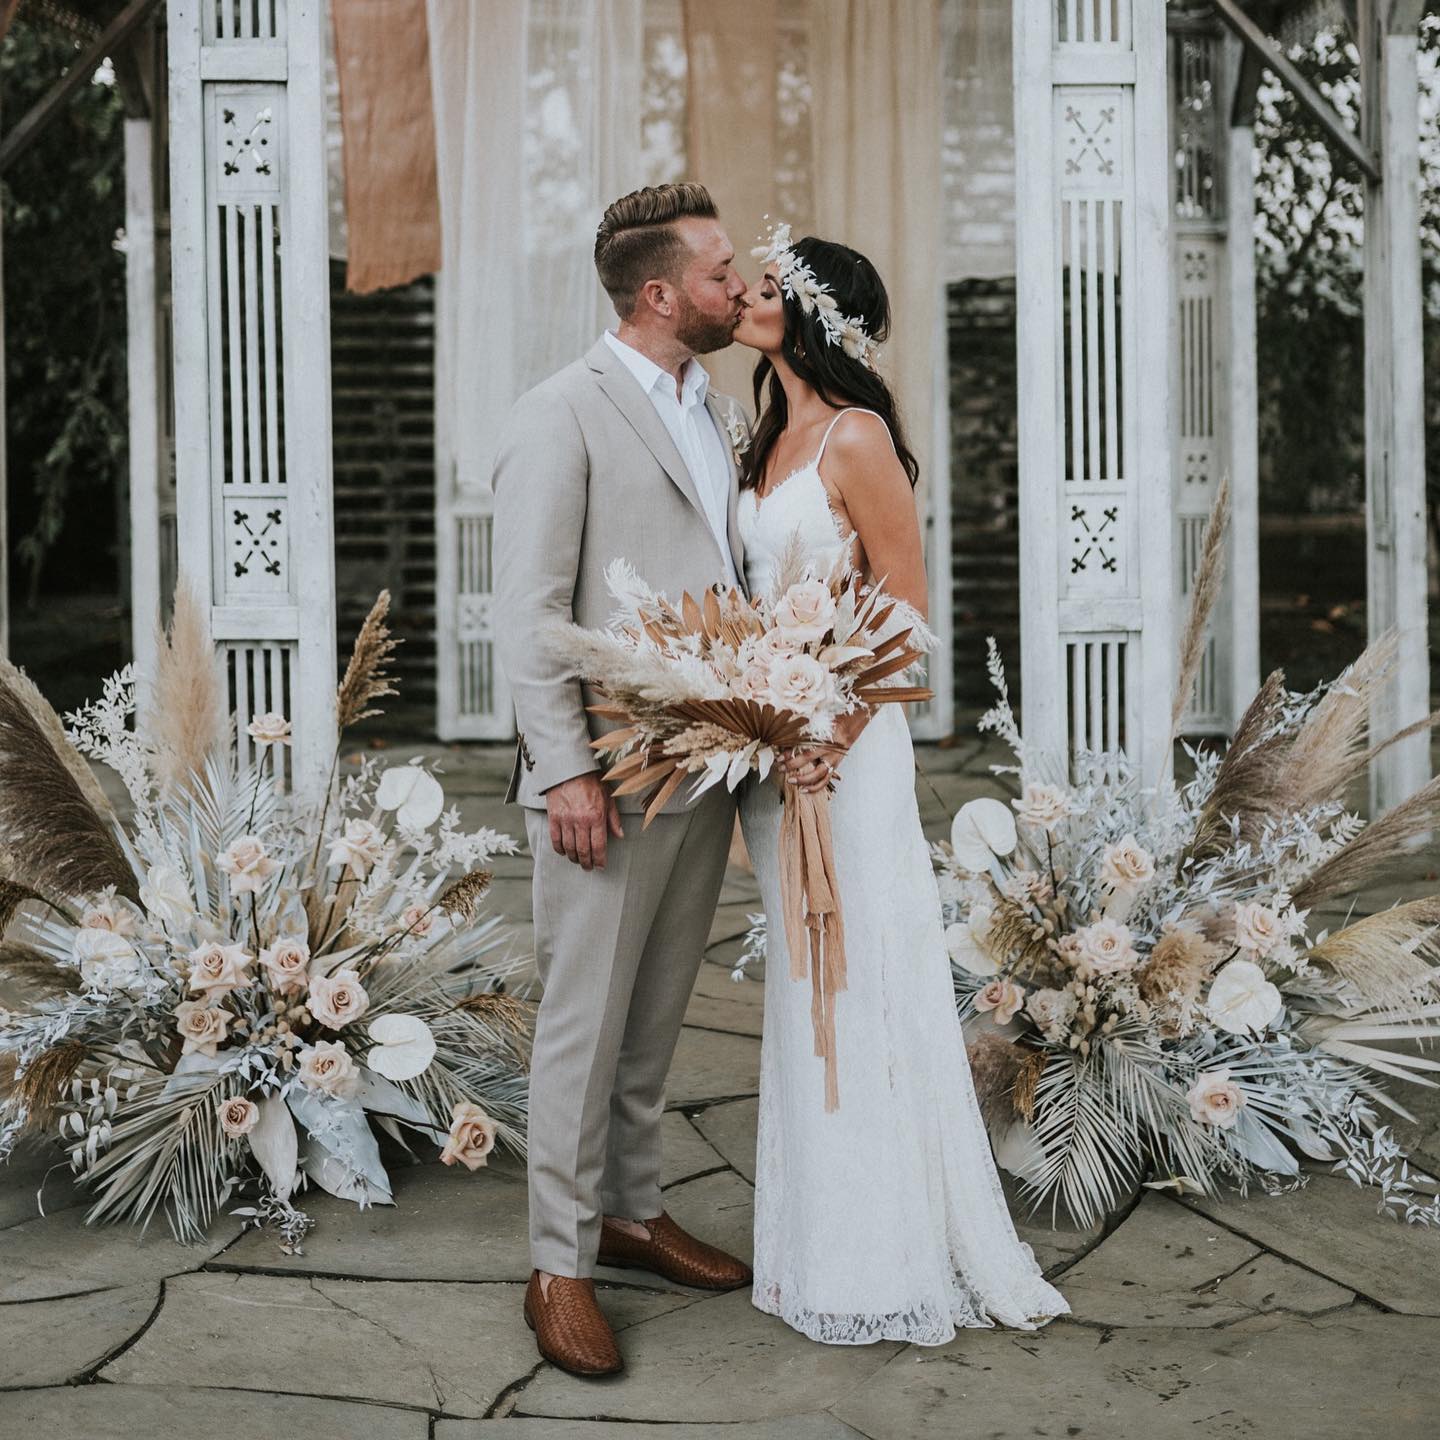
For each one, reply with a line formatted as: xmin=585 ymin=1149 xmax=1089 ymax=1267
xmin=331 ymin=0 xmax=441 ymax=294
xmin=779 ymin=785 xmax=847 ymax=1112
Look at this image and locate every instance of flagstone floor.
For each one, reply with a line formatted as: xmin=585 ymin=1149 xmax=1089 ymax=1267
xmin=4 ymin=738 xmax=1440 ymax=1438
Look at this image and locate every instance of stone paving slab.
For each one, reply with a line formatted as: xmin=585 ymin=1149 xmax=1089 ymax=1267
xmin=660 ymin=1112 xmax=728 ymax=1189
xmin=219 ymin=1156 xmax=533 ymax=1282
xmin=665 ymin=1027 xmax=761 ymax=1109
xmin=441 ymin=1418 xmax=869 ymax=1439
xmin=0 ymin=1203 xmax=242 ymax=1302
xmin=1179 ymin=1168 xmax=1440 ymax=1316
xmin=0 ymin=1384 xmax=429 ymax=1440
xmin=1057 ymin=1192 xmax=1354 ymax=1327
xmin=102 ymin=1271 xmax=673 ymax=1419
xmin=519 ymin=1288 xmax=901 ymax=1423
xmin=683 ymin=966 xmax=764 ymax=1038
xmin=0 ymin=1138 xmax=79 ymax=1230
xmin=690 ymin=1098 xmax=758 ymax=1184
xmin=831 ymin=1308 xmax=1439 ymax=1440
xmin=0 ymin=1282 xmax=158 ymax=1388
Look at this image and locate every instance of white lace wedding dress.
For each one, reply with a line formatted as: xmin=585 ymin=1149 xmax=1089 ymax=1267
xmin=737 ymin=409 xmax=1070 ymax=1346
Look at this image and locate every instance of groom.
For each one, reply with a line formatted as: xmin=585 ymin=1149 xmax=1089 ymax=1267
xmin=493 ymin=183 xmax=752 ymax=1377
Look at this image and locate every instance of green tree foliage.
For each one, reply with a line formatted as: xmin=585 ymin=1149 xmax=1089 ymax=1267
xmin=1 ymin=20 xmax=127 ymax=605
xmin=1253 ymin=19 xmax=1440 ymax=519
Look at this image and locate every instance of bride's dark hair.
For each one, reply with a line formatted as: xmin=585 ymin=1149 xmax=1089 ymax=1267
xmin=740 ymin=236 xmax=919 ymax=492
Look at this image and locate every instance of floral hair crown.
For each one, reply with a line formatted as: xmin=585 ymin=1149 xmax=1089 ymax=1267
xmin=750 ymin=219 xmax=881 ymax=371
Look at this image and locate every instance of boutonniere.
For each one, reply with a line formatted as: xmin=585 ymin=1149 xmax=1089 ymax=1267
xmin=720 ymin=403 xmax=751 ymax=464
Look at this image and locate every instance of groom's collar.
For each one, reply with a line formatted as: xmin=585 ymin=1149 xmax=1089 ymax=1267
xmin=594 ymin=331 xmax=710 ymax=407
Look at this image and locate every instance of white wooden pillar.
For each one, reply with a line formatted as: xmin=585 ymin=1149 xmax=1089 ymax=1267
xmin=125 ymin=114 xmax=162 ymax=713
xmin=1013 ymin=0 xmax=1174 ymax=779
xmin=167 ymin=0 xmax=337 ymax=796
xmin=1224 ymin=38 xmax=1261 ymax=721
xmin=1360 ymin=0 xmax=1429 ymax=812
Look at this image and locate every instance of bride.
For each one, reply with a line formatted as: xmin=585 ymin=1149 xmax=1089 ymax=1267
xmin=731 ymin=226 xmax=1070 ymax=1346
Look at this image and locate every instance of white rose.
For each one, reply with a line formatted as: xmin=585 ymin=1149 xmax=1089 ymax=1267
xmin=974 ymin=979 xmax=1026 ymax=1025
xmin=375 ymin=764 xmax=446 ymax=830
xmin=773 ymin=579 xmax=837 ymax=643
xmin=297 ymin=1039 xmax=358 ymax=1097
xmin=218 ymin=1096 xmax=260 ymax=1138
xmin=1074 ymin=918 xmax=1139 ymax=976
xmin=217 ymin=835 xmax=278 ymax=896
xmin=140 ymin=863 xmax=193 ymax=927
xmin=945 ymin=904 xmax=999 ymax=976
xmin=753 ymin=627 xmax=802 ymax=664
xmin=1207 ymin=959 xmax=1283 ymax=1035
xmin=186 ymin=940 xmax=253 ymax=999
xmin=246 ymin=712 xmax=292 ymax=746
xmin=763 ymin=653 xmax=835 ymax=717
xmin=439 ymin=1100 xmax=498 ymax=1171
xmin=175 ymin=999 xmax=230 ymax=1057
xmin=1012 ymin=782 xmax=1072 ymax=834
xmin=1232 ymin=901 xmax=1284 ymax=958
xmin=399 ymin=902 xmax=437 ymax=938
xmin=258 ymin=937 xmax=311 ymax=994
xmin=1099 ymin=835 xmax=1155 ymax=891
xmin=327 ymin=818 xmax=386 ymax=877
xmin=1187 ymin=1068 xmax=1247 ymax=1129
xmin=730 ymin=662 xmax=773 ymax=705
xmin=307 ymin=968 xmax=369 ymax=1030
xmin=80 ymin=892 xmax=139 ymax=936
xmin=73 ymin=928 xmax=143 ymax=993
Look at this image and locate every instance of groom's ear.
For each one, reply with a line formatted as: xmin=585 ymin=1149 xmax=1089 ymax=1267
xmin=638 ymin=277 xmax=675 ymax=321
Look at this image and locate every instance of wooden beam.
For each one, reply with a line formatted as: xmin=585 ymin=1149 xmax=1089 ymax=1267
xmin=1358 ymin=0 xmax=1431 ymax=812
xmin=1210 ymin=0 xmax=1382 ymax=181
xmin=1228 ymin=38 xmax=1265 ymax=125
xmin=0 ymin=0 xmax=162 ymax=174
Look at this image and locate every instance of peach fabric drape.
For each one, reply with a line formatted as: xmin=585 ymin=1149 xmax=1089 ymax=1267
xmin=682 ymin=0 xmax=782 ymax=410
xmin=330 ymin=0 xmax=441 ymax=294
xmin=808 ymin=0 xmax=943 ymax=496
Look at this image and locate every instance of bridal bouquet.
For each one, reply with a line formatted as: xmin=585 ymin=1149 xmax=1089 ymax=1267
xmin=941 ymin=482 xmax=1440 ymax=1230
xmin=0 ymin=588 xmax=530 ymax=1250
xmin=556 ymin=547 xmax=931 ymax=1109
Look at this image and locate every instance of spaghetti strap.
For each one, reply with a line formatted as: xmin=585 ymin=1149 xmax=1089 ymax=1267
xmin=813 ymin=407 xmax=897 ymax=467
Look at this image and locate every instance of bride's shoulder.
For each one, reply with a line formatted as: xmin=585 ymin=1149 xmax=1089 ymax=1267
xmin=821 ymin=411 xmax=905 ymax=494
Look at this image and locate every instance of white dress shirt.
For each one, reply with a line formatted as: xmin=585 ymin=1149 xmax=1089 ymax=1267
xmin=602 ymin=330 xmax=738 ymax=589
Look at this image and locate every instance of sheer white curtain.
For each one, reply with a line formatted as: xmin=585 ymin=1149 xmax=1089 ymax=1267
xmin=808 ymin=0 xmax=943 ymax=497
xmin=426 ymin=0 xmax=644 ymax=496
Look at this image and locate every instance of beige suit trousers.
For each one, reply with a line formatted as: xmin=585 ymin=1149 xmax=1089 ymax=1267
xmin=524 ymin=786 xmax=735 ymax=1277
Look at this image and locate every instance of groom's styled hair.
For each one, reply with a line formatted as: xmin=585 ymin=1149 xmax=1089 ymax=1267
xmin=594 ymin=182 xmax=718 ymax=319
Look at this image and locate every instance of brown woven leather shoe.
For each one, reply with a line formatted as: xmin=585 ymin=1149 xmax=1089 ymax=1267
xmin=523 ymin=1272 xmax=623 ymax=1377
xmin=597 ymin=1212 xmax=752 ymax=1291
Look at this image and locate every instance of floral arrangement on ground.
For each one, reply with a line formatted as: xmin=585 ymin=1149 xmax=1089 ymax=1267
xmin=0 ymin=586 xmax=530 ymax=1250
xmin=937 ymin=480 xmax=1440 ymax=1230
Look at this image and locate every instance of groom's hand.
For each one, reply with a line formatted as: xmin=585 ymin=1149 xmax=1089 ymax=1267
xmin=545 ymin=774 xmax=625 ymax=871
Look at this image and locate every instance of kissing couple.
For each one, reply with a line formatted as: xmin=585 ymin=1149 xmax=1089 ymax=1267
xmin=493 ymin=182 xmax=1068 ymax=1376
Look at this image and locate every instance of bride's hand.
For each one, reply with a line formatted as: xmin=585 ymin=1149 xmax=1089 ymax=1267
xmin=782 ymin=710 xmax=872 ymax=793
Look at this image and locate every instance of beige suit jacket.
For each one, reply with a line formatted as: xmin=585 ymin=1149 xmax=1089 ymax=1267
xmin=492 ymin=338 xmax=748 ymax=811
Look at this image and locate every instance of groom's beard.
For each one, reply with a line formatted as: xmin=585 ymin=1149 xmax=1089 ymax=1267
xmin=674 ymin=292 xmax=739 ymax=356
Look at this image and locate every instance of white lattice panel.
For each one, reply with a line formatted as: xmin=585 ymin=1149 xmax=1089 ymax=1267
xmin=1014 ymin=0 xmax=1173 ymax=779
xmin=169 ymin=0 xmax=336 ymax=798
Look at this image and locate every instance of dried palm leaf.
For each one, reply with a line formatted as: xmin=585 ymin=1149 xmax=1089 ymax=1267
xmin=0 ymin=658 xmax=114 ymax=822
xmin=337 ymin=590 xmax=402 ymax=731
xmin=1169 ymin=473 xmax=1230 ymax=749
xmin=0 ymin=675 xmax=139 ymax=902
xmin=967 ymin=1031 xmax=1029 ymax=1127
xmin=144 ymin=579 xmax=224 ymax=796
xmin=1305 ymin=897 xmax=1440 ymax=1013
xmin=1292 ymin=775 xmax=1440 ymax=909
